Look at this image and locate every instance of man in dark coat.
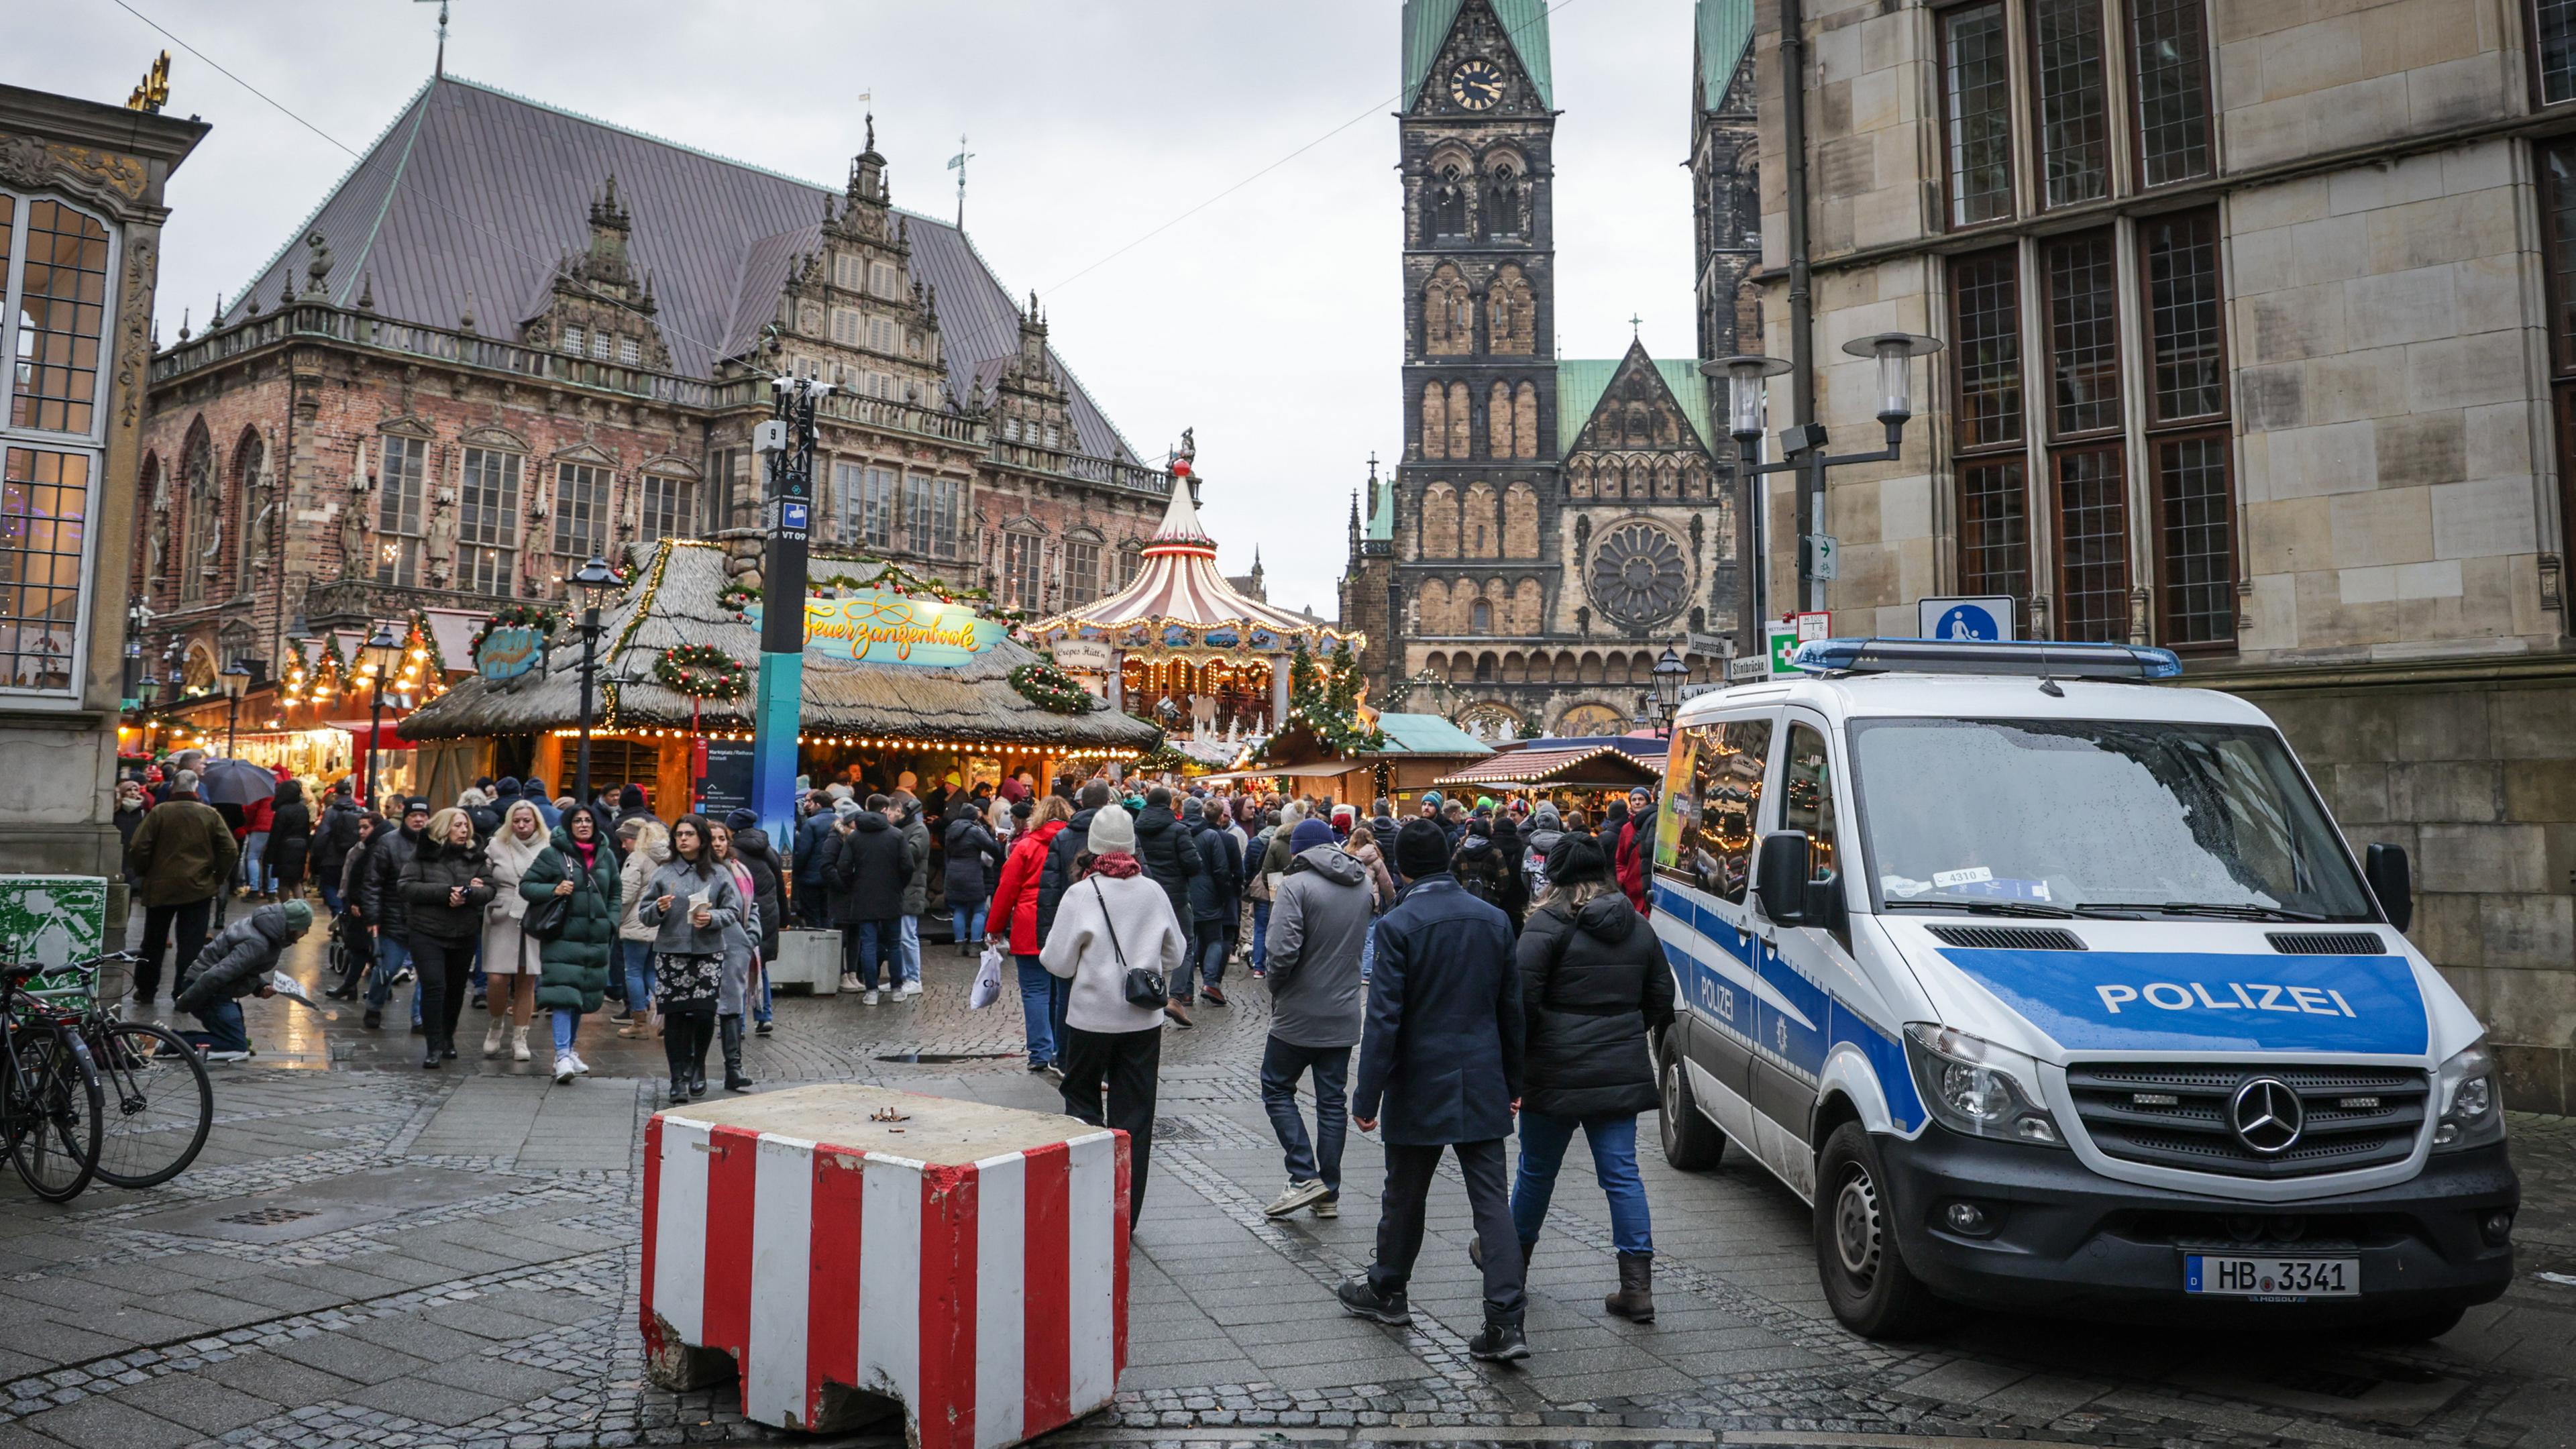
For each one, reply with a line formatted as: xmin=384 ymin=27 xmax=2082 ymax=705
xmin=792 ymin=789 xmax=835 ymax=926
xmin=1180 ymin=796 xmax=1241 ymax=1008
xmin=829 ymin=794 xmax=916 ymax=1003
xmin=357 ymin=798 xmax=430 ymax=1030
xmin=125 ymin=769 xmax=239 ymax=1012
xmin=311 ymin=782 xmax=364 ymax=914
xmin=724 ymin=807 xmax=787 ymax=1032
xmin=1036 ymin=780 xmax=1114 ymax=945
xmin=1132 ymin=786 xmax=1204 ymax=936
xmin=1338 ymin=818 xmax=1529 ymax=1362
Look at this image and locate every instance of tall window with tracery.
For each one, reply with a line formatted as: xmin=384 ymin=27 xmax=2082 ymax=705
xmin=552 ymin=462 xmax=610 ymax=588
xmin=376 ymin=435 xmax=427 ymax=588
xmin=1003 ymin=531 xmax=1044 ymax=609
xmin=1063 ymin=537 xmax=1101 ymax=603
xmin=2045 ymin=231 xmax=2127 ymax=643
xmin=1949 ymin=248 xmax=2028 ymax=602
xmin=640 ymin=470 xmax=695 ymax=545
xmin=1429 ymin=162 xmax=1469 ymax=237
xmin=1941 ymin=2 xmax=2015 ymax=226
xmin=456 ymin=447 xmax=523 ymax=598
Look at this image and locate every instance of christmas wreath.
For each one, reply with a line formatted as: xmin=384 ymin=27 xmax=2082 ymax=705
xmin=716 ymin=581 xmax=761 ymax=616
xmin=467 ymin=602 xmax=565 ymax=662
xmin=1009 ymin=659 xmax=1093 ymax=715
xmin=654 ymin=644 xmax=751 ymax=701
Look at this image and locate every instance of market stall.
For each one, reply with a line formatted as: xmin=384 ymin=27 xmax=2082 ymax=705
xmin=1208 ymin=710 xmax=1493 ymax=808
xmin=399 ymin=538 xmax=1160 ymax=813
xmin=1431 ymin=739 xmax=1664 ymax=820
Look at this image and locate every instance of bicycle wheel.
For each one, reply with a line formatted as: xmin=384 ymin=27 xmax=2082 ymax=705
xmin=5 ymin=1026 xmax=101 ymax=1201
xmin=85 ymin=1021 xmax=211 ymax=1189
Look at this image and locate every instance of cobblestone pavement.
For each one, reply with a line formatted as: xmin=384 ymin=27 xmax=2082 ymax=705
xmin=0 ymin=927 xmax=2569 ymax=1449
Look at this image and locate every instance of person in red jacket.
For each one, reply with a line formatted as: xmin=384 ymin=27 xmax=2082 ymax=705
xmin=240 ymin=788 xmax=278 ymax=900
xmin=989 ymin=795 xmax=1071 ymax=1075
xmin=1613 ymin=786 xmax=1653 ymax=916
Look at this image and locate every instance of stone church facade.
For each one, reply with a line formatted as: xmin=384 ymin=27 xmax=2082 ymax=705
xmin=134 ymin=76 xmax=1170 ymax=692
xmin=1340 ymin=0 xmax=1756 ymax=739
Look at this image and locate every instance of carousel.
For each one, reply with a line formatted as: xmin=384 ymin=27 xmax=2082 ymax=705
xmin=1030 ymin=446 xmax=1358 ymax=758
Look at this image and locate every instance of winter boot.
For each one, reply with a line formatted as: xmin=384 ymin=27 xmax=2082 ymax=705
xmin=482 ymin=1019 xmax=506 ymax=1059
xmin=688 ymin=1015 xmax=714 ymax=1097
xmin=1467 ymin=1307 xmax=1529 ymax=1362
xmin=663 ymin=1028 xmax=694 ymax=1102
xmin=511 ymin=1026 xmax=532 ymax=1063
xmin=1604 ymin=1252 xmax=1655 ymax=1323
xmin=720 ymin=1016 xmax=752 ymax=1091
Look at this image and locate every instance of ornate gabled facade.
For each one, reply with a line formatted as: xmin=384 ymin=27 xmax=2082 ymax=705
xmin=133 ymin=76 xmax=1171 ymax=692
xmin=1340 ymin=0 xmax=1733 ymax=739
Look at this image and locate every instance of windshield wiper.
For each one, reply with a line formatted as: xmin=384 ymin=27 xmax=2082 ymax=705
xmin=1883 ymin=897 xmax=2076 ymax=919
xmin=2078 ymin=901 xmax=2326 ymax=922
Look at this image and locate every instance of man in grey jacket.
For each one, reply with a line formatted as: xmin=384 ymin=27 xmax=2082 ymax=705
xmin=1259 ymin=817 xmax=1373 ymax=1219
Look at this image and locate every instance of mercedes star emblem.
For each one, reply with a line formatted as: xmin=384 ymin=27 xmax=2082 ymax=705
xmin=2229 ymin=1077 xmax=2304 ymax=1155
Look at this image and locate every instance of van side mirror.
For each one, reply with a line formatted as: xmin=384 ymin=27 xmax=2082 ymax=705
xmin=2365 ymin=843 xmax=2413 ymax=932
xmin=1756 ymin=830 xmax=1812 ymax=924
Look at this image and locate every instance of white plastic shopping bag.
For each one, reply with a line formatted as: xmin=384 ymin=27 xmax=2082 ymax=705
xmin=969 ymin=938 xmax=1006 ymax=1009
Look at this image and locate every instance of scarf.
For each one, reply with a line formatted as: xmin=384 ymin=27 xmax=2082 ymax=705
xmin=1085 ymin=851 xmax=1142 ymax=879
xmin=570 ymin=838 xmax=598 ymax=871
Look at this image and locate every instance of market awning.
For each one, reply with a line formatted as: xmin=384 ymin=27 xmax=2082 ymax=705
xmin=1432 ymin=745 xmax=1661 ymax=791
xmin=1192 ymin=761 xmax=1364 ymax=783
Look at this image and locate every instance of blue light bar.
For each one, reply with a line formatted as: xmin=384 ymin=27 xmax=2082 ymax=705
xmin=1787 ymin=637 xmax=2183 ymax=681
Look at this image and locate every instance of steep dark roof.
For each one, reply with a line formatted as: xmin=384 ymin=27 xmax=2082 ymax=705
xmin=219 ymin=75 xmax=1139 ymax=461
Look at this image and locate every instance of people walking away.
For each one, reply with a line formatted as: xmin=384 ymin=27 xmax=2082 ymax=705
xmin=1452 ymin=816 xmax=1511 ymax=912
xmin=357 ymin=798 xmax=429 ymax=1029
xmin=480 ymin=800 xmax=550 ymax=1061
xmin=524 ymin=808 xmax=615 ymax=1081
xmin=991 ymin=796 xmax=1071 ymax=1074
xmin=1613 ymin=786 xmax=1654 ymax=916
xmin=125 ymin=768 xmax=237 ymax=1016
xmin=1242 ymin=808 xmax=1281 ymax=977
xmin=615 ymin=818 xmax=672 ymax=1038
xmin=1491 ymin=813 xmax=1530 ymax=928
xmin=1338 ymin=819 xmax=1529 ymax=1362
xmin=830 ymin=794 xmax=914 ymax=1004
xmin=1505 ymin=834 xmax=1673 ymax=1322
xmin=943 ymin=798 xmax=1004 ymax=956
xmin=173 ymin=899 xmax=311 ymax=1061
xmin=708 ymin=822 xmax=761 ymax=1092
xmin=1258 ymin=816 xmax=1371 ymax=1220
xmin=239 ymin=784 xmax=275 ymax=900
xmin=724 ymin=808 xmax=785 ymax=1034
xmin=459 ymin=785 xmax=499 ymax=842
xmin=1521 ymin=802 xmax=1567 ymax=898
xmin=324 ymin=813 xmax=380 ymax=1000
xmin=398 ymin=807 xmax=492 ymax=1068
xmin=312 ymin=781 xmax=364 ymax=915
xmin=266 ymin=780 xmax=312 ymax=901
xmin=889 ymin=789 xmax=932 ymax=998
xmin=522 ymin=777 xmax=561 ymax=830
xmin=113 ymin=780 xmax=149 ymax=863
xmin=638 ymin=814 xmax=743 ymax=1102
xmin=1181 ymin=796 xmax=1240 ymax=1008
xmin=792 ymin=789 xmax=835 ymax=926
xmin=1040 ymin=803 xmax=1181 ymax=1227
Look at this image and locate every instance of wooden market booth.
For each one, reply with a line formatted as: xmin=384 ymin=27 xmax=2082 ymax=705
xmin=1430 ymin=738 xmax=1665 ymax=819
xmin=1200 ymin=710 xmax=1495 ymax=808
xmin=398 ymin=539 xmax=1159 ymax=812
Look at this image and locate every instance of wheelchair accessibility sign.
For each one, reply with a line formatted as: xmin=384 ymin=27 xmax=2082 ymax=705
xmin=1918 ymin=596 xmax=2015 ymax=642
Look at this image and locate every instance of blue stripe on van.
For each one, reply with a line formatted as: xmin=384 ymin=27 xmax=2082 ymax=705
xmin=1939 ymin=948 xmax=2430 ymax=1056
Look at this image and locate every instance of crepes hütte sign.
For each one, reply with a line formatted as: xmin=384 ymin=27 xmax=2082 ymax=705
xmin=751 ymin=589 xmax=1006 ymax=666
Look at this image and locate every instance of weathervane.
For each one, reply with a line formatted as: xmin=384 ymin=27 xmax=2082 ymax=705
xmin=947 ymin=134 xmax=975 ymax=229
xmin=415 ymin=0 xmax=451 ymax=78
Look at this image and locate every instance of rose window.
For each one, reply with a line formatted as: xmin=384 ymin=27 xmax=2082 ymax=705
xmin=1587 ymin=521 xmax=1688 ymax=627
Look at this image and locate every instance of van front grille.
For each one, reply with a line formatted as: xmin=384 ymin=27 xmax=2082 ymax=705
xmin=2267 ymin=931 xmax=2388 ymax=955
xmin=1925 ymin=924 xmax=2088 ymax=951
xmin=2064 ymin=1062 xmax=2426 ymax=1179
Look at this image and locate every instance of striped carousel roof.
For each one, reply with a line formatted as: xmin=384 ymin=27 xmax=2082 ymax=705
xmin=1036 ymin=480 xmax=1351 ymax=643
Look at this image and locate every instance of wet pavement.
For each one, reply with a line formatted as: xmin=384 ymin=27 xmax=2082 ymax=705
xmin=0 ymin=919 xmax=2569 ymax=1448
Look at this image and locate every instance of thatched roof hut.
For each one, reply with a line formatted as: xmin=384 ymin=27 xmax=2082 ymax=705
xmin=399 ymin=539 xmax=1160 ymax=753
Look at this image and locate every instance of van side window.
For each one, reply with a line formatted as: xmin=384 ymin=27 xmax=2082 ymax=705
xmin=1779 ymin=722 xmax=1839 ymax=883
xmin=1658 ymin=717 xmax=1772 ymax=902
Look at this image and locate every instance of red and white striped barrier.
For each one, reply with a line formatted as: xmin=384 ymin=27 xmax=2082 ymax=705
xmin=641 ymin=1085 xmax=1130 ymax=1445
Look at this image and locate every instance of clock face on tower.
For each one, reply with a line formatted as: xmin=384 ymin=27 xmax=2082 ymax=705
xmin=1449 ymin=59 xmax=1505 ymax=110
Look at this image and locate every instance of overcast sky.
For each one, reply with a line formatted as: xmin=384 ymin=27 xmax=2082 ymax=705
xmin=27 ymin=0 xmax=1703 ymax=616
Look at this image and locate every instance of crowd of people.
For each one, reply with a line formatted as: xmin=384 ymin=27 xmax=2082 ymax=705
xmin=119 ymin=749 xmax=1670 ymax=1361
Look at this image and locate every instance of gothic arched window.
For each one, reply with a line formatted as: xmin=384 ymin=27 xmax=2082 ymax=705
xmin=1513 ymin=380 xmax=1540 ymax=457
xmin=1420 ymin=382 xmax=1448 ymax=460
xmin=178 ymin=423 xmax=216 ymax=606
xmin=1447 ymin=382 xmax=1474 ymax=460
xmin=231 ymin=430 xmax=264 ymax=594
xmin=1470 ymin=598 xmax=1492 ymax=634
xmin=1425 ymin=266 xmax=1473 ymax=356
xmin=1488 ymin=266 xmax=1534 ymax=355
xmin=1483 ymin=160 xmax=1523 ymax=238
xmin=1430 ymin=162 xmax=1470 ymax=239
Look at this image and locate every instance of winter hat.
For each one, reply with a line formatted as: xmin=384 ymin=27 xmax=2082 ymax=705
xmin=619 ymin=784 xmax=647 ymax=810
xmin=1548 ymin=833 xmax=1612 ymax=885
xmin=1181 ymin=797 xmax=1203 ymax=822
xmin=826 ymin=782 xmax=855 ymax=803
xmin=403 ymin=796 xmax=431 ymax=818
xmin=525 ymin=777 xmax=552 ymax=799
xmin=1011 ymin=798 xmax=1033 ymax=820
xmin=725 ymin=808 xmax=760 ymax=832
xmin=1086 ymin=803 xmax=1137 ymax=854
xmin=1290 ymin=818 xmax=1336 ymax=853
xmin=278 ymin=899 xmax=315 ymax=933
xmin=1395 ymin=818 xmax=1451 ymax=878
xmin=1532 ymin=802 xmax=1562 ymax=830
xmin=1421 ymin=790 xmax=1443 ymax=807
xmin=834 ymin=797 xmax=863 ymax=820
xmin=494 ymin=778 xmax=523 ymax=800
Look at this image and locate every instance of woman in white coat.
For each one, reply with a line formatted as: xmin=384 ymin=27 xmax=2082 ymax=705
xmin=480 ymin=800 xmax=549 ymax=1061
xmin=1040 ymin=803 xmax=1183 ymax=1226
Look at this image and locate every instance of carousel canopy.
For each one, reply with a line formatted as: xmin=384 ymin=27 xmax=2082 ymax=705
xmin=1034 ymin=478 xmax=1354 ymax=647
xmin=399 ymin=539 xmax=1159 ymax=751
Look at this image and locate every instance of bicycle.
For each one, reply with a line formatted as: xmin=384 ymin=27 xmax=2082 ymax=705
xmin=0 ymin=959 xmax=103 ymax=1201
xmin=23 ymin=953 xmax=213 ymax=1190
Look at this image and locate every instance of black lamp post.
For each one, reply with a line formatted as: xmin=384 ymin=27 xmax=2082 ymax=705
xmin=217 ymin=658 xmax=252 ymax=758
xmin=1704 ymin=332 xmax=1944 ymax=620
xmin=1650 ymin=647 xmax=1688 ymax=737
xmin=569 ymin=555 xmax=621 ymax=810
xmin=361 ymin=621 xmax=405 ymax=809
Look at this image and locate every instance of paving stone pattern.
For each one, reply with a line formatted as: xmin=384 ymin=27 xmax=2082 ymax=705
xmin=0 ymin=929 xmax=2568 ymax=1448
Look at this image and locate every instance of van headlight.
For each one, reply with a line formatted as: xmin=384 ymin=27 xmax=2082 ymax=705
xmin=1904 ymin=1024 xmax=2065 ymax=1148
xmin=2433 ymin=1040 xmax=2506 ymax=1152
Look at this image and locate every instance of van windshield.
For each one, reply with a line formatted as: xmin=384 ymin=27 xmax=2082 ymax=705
xmin=1846 ymin=717 xmax=2377 ymax=922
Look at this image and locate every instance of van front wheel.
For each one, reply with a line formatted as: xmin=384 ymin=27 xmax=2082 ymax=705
xmin=1815 ymin=1122 xmax=1941 ymax=1339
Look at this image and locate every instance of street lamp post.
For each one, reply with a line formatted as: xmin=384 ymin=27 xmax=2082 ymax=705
xmin=217 ymin=659 xmax=252 ymax=759
xmin=569 ymin=555 xmax=621 ymax=811
xmin=1650 ymin=646 xmax=1688 ymax=737
xmin=361 ymin=622 xmax=405 ymax=809
xmin=1704 ymin=332 xmax=1944 ymax=623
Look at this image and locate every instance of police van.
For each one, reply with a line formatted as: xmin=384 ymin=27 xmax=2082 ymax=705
xmin=1649 ymin=637 xmax=2518 ymax=1338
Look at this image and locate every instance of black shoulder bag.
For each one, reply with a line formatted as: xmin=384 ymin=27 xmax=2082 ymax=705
xmin=523 ymin=854 xmax=582 ymax=943
xmin=1093 ymin=879 xmax=1167 ymax=1008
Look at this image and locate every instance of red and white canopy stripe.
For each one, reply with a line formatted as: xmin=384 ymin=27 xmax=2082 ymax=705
xmin=1034 ymin=477 xmax=1338 ymax=640
xmin=643 ymin=1093 xmax=1130 ymax=1447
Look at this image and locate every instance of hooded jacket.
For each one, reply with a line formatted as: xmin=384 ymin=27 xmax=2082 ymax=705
xmin=1514 ymin=891 xmax=1676 ymax=1119
xmin=362 ymin=821 xmax=427 ymax=935
xmin=731 ymin=826 xmax=786 ymax=957
xmin=618 ymin=822 xmax=673 ymax=943
xmin=522 ymin=824 xmax=620 ymax=1013
xmin=943 ymin=809 xmax=1004 ymax=908
xmin=1132 ymin=803 xmax=1203 ymax=931
xmin=1184 ymin=812 xmax=1241 ymax=923
xmin=1035 ymin=805 xmax=1100 ymax=943
xmin=1450 ymin=825 xmax=1511 ymax=910
xmin=268 ymin=784 xmax=313 ymax=887
xmin=124 ymin=792 xmax=239 ymax=908
xmin=1262 ymin=844 xmax=1371 ymax=1048
xmin=829 ymin=810 xmax=914 ymax=923
xmin=895 ymin=803 xmax=933 ymax=916
xmin=988 ymin=818 xmax=1063 ymax=955
xmin=398 ymin=833 xmax=493 ymax=944
xmin=313 ymin=794 xmax=364 ymax=883
xmin=175 ymin=903 xmax=300 ymax=1014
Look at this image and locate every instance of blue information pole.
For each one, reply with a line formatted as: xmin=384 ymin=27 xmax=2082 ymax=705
xmin=749 ymin=376 xmax=824 ymax=853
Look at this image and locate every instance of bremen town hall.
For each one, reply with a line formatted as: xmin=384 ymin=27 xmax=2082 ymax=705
xmin=133 ymin=73 xmax=1171 ymax=694
xmin=1342 ymin=0 xmax=1758 ymax=739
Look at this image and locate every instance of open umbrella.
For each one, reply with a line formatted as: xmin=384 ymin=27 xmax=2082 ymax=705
xmin=194 ymin=758 xmax=279 ymax=807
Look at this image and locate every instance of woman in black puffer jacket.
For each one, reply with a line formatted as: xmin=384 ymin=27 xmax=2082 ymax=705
xmin=398 ymin=807 xmax=493 ymax=1069
xmin=1505 ymin=834 xmax=1674 ymax=1324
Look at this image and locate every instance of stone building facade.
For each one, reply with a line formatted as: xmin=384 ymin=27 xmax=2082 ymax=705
xmin=1743 ymin=0 xmax=2576 ymax=1108
xmin=0 ymin=80 xmax=203 ymax=907
xmin=135 ymin=76 xmax=1170 ymax=695
xmin=1340 ymin=0 xmax=1742 ymax=739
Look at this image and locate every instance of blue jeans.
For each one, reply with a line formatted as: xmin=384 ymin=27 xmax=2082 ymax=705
xmin=1359 ymin=918 xmax=1378 ymax=982
xmin=621 ymin=940 xmax=653 ymax=1013
xmin=952 ymin=902 xmax=988 ymax=949
xmin=1015 ymin=955 xmax=1059 ymax=1066
xmin=1250 ymin=900 xmax=1272 ymax=969
xmin=752 ymin=958 xmax=773 ymax=1024
xmin=896 ymin=914 xmax=921 ymax=985
xmin=1510 ymin=1110 xmax=1652 ymax=1255
xmin=318 ymin=876 xmax=343 ymax=915
xmin=1179 ymin=918 xmax=1228 ymax=998
xmin=551 ymin=1007 xmax=582 ymax=1054
xmin=853 ymin=920 xmax=896 ymax=989
xmin=241 ymin=833 xmax=268 ymax=892
xmin=368 ymin=932 xmax=410 ymax=1009
xmin=181 ymin=997 xmax=248 ymax=1054
xmin=1259 ymin=1036 xmax=1348 ymax=1193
